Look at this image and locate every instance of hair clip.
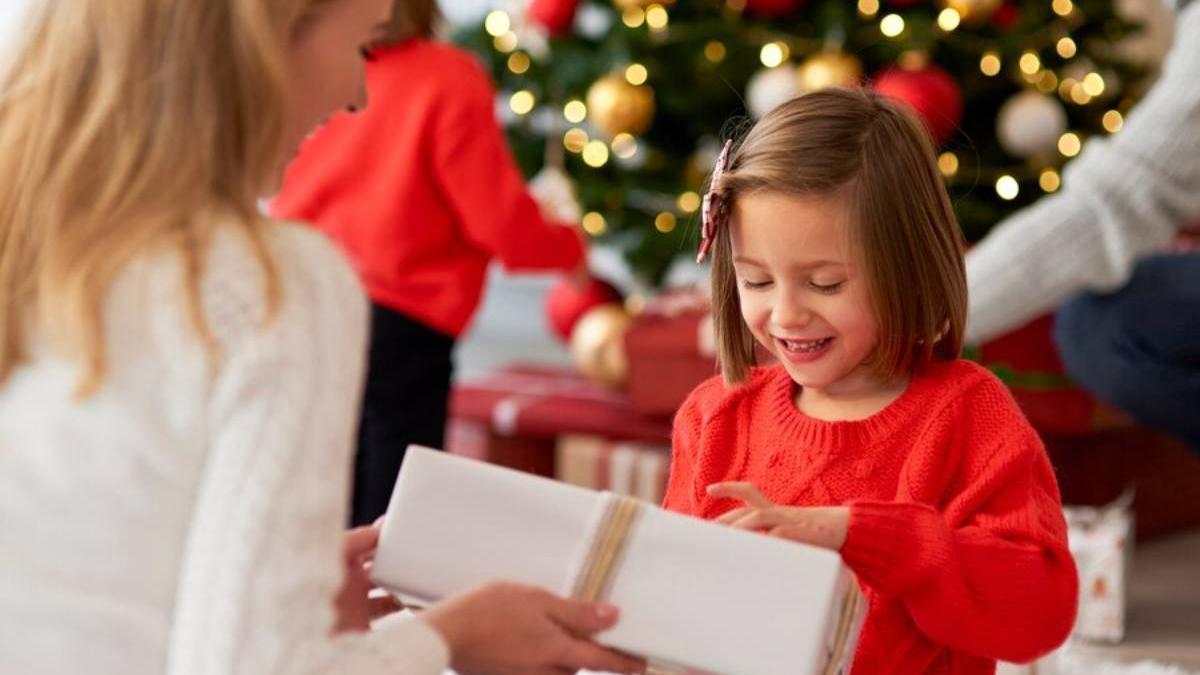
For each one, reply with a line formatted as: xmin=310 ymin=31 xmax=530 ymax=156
xmin=697 ymin=140 xmax=733 ymax=264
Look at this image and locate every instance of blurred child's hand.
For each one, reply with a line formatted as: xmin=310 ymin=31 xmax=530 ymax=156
xmin=707 ymin=482 xmax=849 ymax=551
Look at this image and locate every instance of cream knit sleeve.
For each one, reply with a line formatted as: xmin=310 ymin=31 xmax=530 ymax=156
xmin=163 ymin=225 xmax=449 ymax=675
xmin=966 ymin=4 xmax=1200 ymax=343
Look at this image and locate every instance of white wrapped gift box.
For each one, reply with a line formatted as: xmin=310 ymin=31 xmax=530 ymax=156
xmin=1065 ymin=498 xmax=1134 ymax=644
xmin=373 ymin=447 xmax=865 ymax=675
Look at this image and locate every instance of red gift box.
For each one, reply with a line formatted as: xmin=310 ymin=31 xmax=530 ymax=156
xmin=977 ymin=312 xmax=1200 ymax=539
xmin=976 ymin=314 xmax=1115 ymax=436
xmin=623 ymin=310 xmax=718 ymax=417
xmin=447 ymin=365 xmax=673 ymax=476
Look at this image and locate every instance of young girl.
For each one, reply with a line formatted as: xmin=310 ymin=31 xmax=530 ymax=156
xmin=0 ymin=1 xmax=641 ymax=674
xmin=271 ymin=0 xmax=587 ymax=526
xmin=664 ymin=89 xmax=1077 ymax=674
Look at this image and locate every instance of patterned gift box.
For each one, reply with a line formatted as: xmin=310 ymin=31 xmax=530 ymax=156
xmin=555 ymin=434 xmax=670 ymax=504
xmin=1065 ymin=497 xmax=1135 ymax=644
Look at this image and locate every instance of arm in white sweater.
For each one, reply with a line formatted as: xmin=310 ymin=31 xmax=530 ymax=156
xmin=163 ymin=225 xmax=449 ymax=675
xmin=966 ymin=4 xmax=1200 ymax=343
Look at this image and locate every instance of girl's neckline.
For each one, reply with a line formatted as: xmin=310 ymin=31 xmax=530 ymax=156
xmin=764 ymin=363 xmax=936 ymax=450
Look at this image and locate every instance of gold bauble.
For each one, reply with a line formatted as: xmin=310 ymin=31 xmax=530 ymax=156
xmin=796 ymin=51 xmax=863 ymax=91
xmin=940 ymin=0 xmax=1002 ymax=26
xmin=569 ymin=303 xmax=632 ymax=387
xmin=613 ymin=0 xmax=675 ymax=8
xmin=586 ymin=73 xmax=656 ymax=138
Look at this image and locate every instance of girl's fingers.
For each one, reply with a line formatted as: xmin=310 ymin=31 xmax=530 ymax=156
xmin=769 ymin=522 xmax=834 ymax=549
xmin=714 ymin=506 xmax=751 ymax=525
xmin=729 ymin=508 xmax=791 ymax=531
xmin=706 ymin=482 xmax=772 ymax=508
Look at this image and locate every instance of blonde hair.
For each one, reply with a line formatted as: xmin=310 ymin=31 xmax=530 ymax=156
xmin=0 ymin=0 xmax=326 ymax=394
xmin=379 ymin=0 xmax=441 ymax=45
xmin=710 ymin=88 xmax=966 ymax=384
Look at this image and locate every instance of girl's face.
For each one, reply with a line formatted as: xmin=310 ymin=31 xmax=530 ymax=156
xmin=279 ymin=0 xmax=391 ymax=183
xmin=729 ymin=191 xmax=883 ymax=398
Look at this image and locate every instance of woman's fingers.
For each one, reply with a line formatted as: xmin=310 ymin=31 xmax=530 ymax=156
xmin=556 ymin=639 xmax=646 ymax=674
xmin=342 ymin=525 xmax=380 ymax=560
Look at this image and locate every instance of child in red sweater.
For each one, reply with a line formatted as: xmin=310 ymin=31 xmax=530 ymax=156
xmin=272 ymin=1 xmax=585 ymax=525
xmin=664 ymin=89 xmax=1077 ymax=674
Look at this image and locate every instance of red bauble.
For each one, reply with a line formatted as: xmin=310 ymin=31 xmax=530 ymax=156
xmin=545 ymin=276 xmax=623 ymax=341
xmin=528 ymin=0 xmax=580 ymax=35
xmin=872 ymin=65 xmax=963 ymax=146
xmin=744 ymin=0 xmax=804 ymax=18
xmin=993 ymin=2 xmax=1020 ymax=29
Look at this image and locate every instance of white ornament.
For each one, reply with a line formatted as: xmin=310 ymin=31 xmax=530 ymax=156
xmin=576 ymin=3 xmax=614 ymax=39
xmin=518 ymin=25 xmax=551 ymax=60
xmin=997 ymin=91 xmax=1068 ymax=158
xmin=495 ymin=93 xmax=518 ymax=127
xmin=691 ymin=137 xmax=722 ymax=176
xmin=530 ymin=165 xmax=583 ymax=223
xmin=493 ymin=0 xmax=551 ymax=60
xmin=530 ymin=106 xmax=557 ymax=135
xmin=746 ymin=65 xmax=802 ymax=119
xmin=1114 ymin=0 xmax=1174 ymax=66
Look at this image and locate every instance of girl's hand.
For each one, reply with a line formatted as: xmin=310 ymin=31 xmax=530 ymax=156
xmin=707 ymin=482 xmax=849 ymax=551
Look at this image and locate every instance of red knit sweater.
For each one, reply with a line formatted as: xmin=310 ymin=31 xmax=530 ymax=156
xmin=272 ymin=40 xmax=585 ymax=338
xmin=664 ymin=360 xmax=1077 ymax=674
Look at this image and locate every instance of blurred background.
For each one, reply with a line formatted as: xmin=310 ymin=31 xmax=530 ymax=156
xmin=447 ymin=0 xmax=1175 ymax=377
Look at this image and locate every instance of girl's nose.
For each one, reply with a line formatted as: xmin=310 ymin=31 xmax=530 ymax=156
xmin=771 ymin=291 xmax=813 ymax=331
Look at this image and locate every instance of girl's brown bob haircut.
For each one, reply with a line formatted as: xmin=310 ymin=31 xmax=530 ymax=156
xmin=709 ymin=87 xmax=966 ymax=384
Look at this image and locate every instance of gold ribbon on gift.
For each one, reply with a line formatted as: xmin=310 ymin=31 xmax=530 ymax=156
xmin=570 ymin=493 xmax=865 ymax=675
xmin=571 ymin=494 xmax=643 ymax=602
xmin=822 ymin=581 xmax=863 ymax=675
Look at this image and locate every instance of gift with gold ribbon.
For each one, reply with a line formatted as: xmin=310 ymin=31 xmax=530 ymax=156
xmin=373 ymin=447 xmax=865 ymax=675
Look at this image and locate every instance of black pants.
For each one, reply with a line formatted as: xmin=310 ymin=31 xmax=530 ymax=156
xmin=351 ymin=303 xmax=455 ymax=526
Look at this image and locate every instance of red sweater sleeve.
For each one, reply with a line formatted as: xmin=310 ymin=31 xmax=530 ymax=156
xmin=840 ymin=422 xmax=1078 ymax=664
xmin=430 ymin=60 xmax=585 ymax=272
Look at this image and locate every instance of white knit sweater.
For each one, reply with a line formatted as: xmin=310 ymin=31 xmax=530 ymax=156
xmin=0 ymin=223 xmax=449 ymax=674
xmin=966 ymin=1 xmax=1200 ymax=343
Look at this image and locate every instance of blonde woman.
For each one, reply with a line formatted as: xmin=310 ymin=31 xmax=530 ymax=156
xmin=0 ymin=2 xmax=642 ymax=674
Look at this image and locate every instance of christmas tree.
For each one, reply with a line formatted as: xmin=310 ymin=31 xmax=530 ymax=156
xmin=455 ymin=0 xmax=1148 ymax=286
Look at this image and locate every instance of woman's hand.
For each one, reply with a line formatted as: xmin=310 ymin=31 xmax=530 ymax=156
xmin=707 ymin=482 xmax=849 ymax=551
xmin=332 ymin=523 xmax=404 ymax=634
xmin=423 ymin=581 xmax=646 ymax=675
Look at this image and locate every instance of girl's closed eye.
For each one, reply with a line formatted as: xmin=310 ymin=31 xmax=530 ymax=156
xmin=741 ymin=278 xmax=773 ymax=290
xmin=809 ymin=279 xmax=844 ymax=294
